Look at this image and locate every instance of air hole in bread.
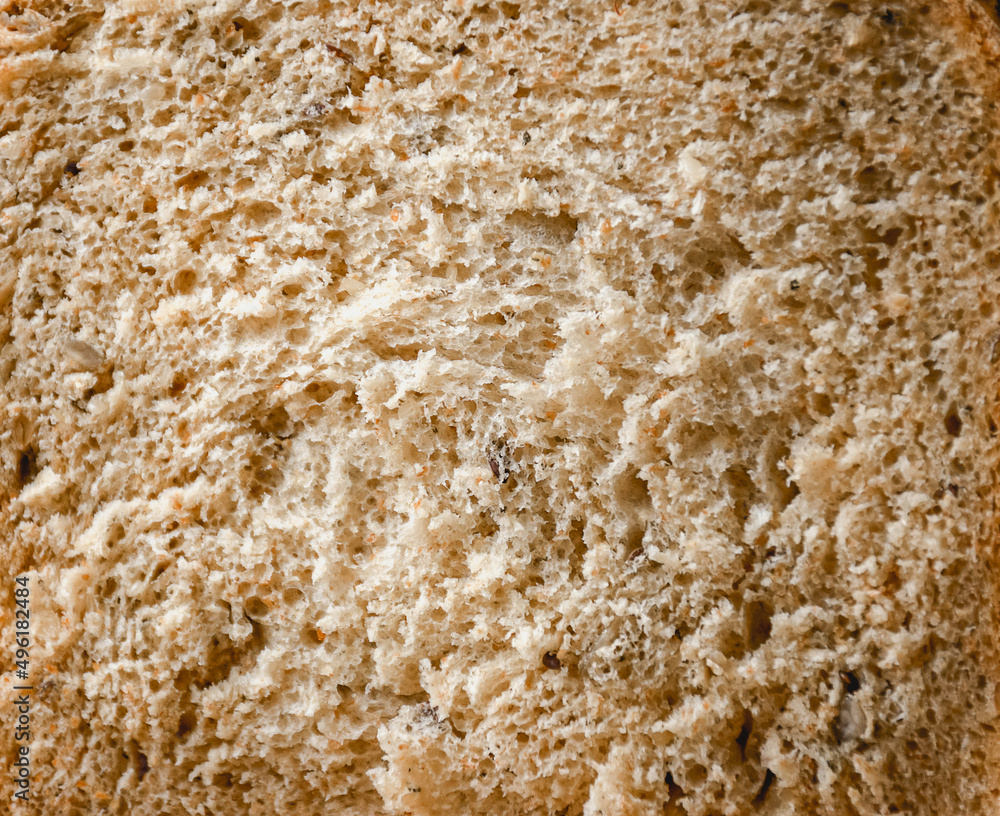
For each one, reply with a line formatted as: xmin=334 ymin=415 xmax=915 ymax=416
xmin=745 ymin=600 xmax=773 ymax=651
xmin=944 ymin=408 xmax=963 ymax=437
xmin=172 ymin=269 xmax=197 ymax=294
xmin=245 ymin=596 xmax=269 ymax=617
xmin=231 ymin=17 xmax=259 ymax=41
xmin=303 ymin=381 xmax=337 ymax=402
xmin=16 ymin=445 xmax=37 ymax=487
xmin=169 ymin=374 xmax=188 ymax=397
xmin=752 ymin=769 xmax=776 ymax=807
xmin=736 ymin=709 xmax=754 ymax=761
xmin=176 ymin=710 xmax=196 ymax=741
xmin=99 ymin=577 xmax=118 ymax=598
xmin=664 ymin=771 xmax=686 ymax=813
xmin=128 ymin=740 xmax=149 ymax=782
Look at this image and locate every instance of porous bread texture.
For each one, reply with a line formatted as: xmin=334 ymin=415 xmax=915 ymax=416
xmin=1 ymin=0 xmax=1000 ymax=813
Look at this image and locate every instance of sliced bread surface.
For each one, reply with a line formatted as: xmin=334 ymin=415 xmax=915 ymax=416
xmin=2 ymin=0 xmax=1000 ymax=814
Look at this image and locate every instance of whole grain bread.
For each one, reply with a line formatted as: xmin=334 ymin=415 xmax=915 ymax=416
xmin=2 ymin=0 xmax=1000 ymax=813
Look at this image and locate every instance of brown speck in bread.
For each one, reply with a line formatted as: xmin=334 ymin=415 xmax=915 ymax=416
xmin=542 ymin=651 xmax=561 ymax=670
xmin=325 ymin=42 xmax=354 ymax=63
xmin=417 ymin=702 xmax=440 ymax=722
xmin=486 ymin=441 xmax=510 ymax=483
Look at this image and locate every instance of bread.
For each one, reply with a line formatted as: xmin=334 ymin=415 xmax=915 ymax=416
xmin=3 ymin=0 xmax=1000 ymax=813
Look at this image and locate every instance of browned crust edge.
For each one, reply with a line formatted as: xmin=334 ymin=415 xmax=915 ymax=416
xmin=937 ymin=1 xmax=1000 ymax=810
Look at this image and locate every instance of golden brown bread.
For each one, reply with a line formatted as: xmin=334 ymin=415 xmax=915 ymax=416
xmin=2 ymin=0 xmax=1000 ymax=813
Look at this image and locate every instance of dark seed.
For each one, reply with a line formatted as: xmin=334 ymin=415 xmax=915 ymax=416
xmin=790 ymin=279 xmax=800 ymax=290
xmin=487 ymin=442 xmax=510 ymax=483
xmin=418 ymin=702 xmax=439 ymax=722
xmin=840 ymin=670 xmax=861 ymax=694
xmin=325 ymin=43 xmax=354 ymax=63
xmin=522 ymin=131 xmax=531 ymax=145
xmin=64 ymin=161 xmax=80 ymax=176
xmin=542 ymin=651 xmax=561 ymax=670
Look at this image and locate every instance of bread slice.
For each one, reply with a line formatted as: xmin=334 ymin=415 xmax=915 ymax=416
xmin=2 ymin=0 xmax=1000 ymax=813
